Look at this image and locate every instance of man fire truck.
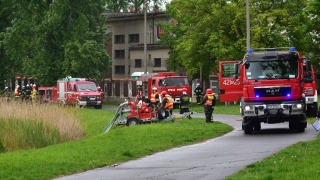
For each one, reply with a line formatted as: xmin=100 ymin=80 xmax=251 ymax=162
xmin=136 ymin=72 xmax=191 ymax=108
xmin=57 ymin=76 xmax=102 ymax=109
xmin=232 ymin=47 xmax=309 ymax=134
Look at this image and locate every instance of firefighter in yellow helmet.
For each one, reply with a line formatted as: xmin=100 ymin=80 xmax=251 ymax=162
xmin=31 ymin=84 xmax=38 ymax=104
xmin=200 ymin=88 xmax=216 ymax=123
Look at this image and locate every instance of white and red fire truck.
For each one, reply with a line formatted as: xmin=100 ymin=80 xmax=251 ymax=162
xmin=136 ymin=72 xmax=191 ymax=107
xmin=38 ymin=77 xmax=102 ymax=109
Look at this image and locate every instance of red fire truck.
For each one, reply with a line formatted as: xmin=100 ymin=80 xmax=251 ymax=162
xmin=136 ymin=72 xmax=191 ymax=107
xmin=303 ymin=62 xmax=318 ymax=117
xmin=220 ymin=47 xmax=309 ymax=134
xmin=38 ymin=77 xmax=102 ymax=109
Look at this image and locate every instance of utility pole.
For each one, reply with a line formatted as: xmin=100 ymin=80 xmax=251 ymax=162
xmin=246 ymin=0 xmax=250 ymax=50
xmin=144 ymin=2 xmax=148 ymax=74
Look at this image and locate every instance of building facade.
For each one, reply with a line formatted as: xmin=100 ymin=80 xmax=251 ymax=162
xmin=105 ymin=11 xmax=171 ymax=79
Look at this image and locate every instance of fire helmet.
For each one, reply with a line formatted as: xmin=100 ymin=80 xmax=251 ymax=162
xmin=206 ymin=88 xmax=212 ymax=94
xmin=197 ymin=83 xmax=200 ymax=86
xmin=32 ymin=84 xmax=36 ymax=88
xmin=161 ymin=91 xmax=167 ymax=96
xmin=152 ymin=87 xmax=157 ymax=91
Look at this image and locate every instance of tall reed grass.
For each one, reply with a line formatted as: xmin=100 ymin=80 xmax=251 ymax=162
xmin=0 ymin=101 xmax=84 ymax=153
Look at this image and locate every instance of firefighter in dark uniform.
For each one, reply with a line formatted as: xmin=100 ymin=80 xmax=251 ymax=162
xmin=194 ymin=83 xmax=203 ymax=104
xmin=25 ymin=84 xmax=32 ymax=102
xmin=161 ymin=91 xmax=173 ymax=118
xmin=179 ymin=88 xmax=190 ymax=114
xmin=135 ymin=85 xmax=143 ymax=104
xmin=21 ymin=85 xmax=26 ymax=102
xmin=200 ymin=88 xmax=216 ymax=123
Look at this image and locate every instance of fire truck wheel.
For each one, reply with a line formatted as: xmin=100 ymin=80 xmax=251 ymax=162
xmin=243 ymin=117 xmax=253 ymax=134
xmin=127 ymin=118 xmax=139 ymax=126
xmin=75 ymin=100 xmax=82 ymax=108
xmin=94 ymin=104 xmax=102 ymax=109
xmin=158 ymin=107 xmax=166 ymax=119
xmin=312 ymin=102 xmax=318 ymax=117
xmin=253 ymin=122 xmax=261 ymax=131
xmin=289 ymin=120 xmax=296 ymax=130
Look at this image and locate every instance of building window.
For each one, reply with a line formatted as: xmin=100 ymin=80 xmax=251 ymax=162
xmin=115 ymin=35 xmax=125 ymax=43
xmin=154 ymin=58 xmax=161 ymax=67
xmin=115 ymin=66 xmax=125 ymax=74
xmin=129 ymin=34 xmax=139 ymax=43
xmin=115 ymin=50 xmax=125 ymax=58
xmin=135 ymin=59 xmax=142 ymax=68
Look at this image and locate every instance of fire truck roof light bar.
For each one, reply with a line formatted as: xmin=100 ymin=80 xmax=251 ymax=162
xmin=247 ymin=47 xmax=296 ymax=54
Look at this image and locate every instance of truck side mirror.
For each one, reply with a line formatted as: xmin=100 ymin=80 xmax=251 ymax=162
xmin=305 ymin=60 xmax=311 ymax=72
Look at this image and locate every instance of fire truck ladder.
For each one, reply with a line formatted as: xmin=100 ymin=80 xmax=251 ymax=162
xmin=103 ymin=102 xmax=128 ymax=133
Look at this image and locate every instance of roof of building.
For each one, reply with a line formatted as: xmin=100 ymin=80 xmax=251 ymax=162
xmin=106 ymin=12 xmax=168 ymax=22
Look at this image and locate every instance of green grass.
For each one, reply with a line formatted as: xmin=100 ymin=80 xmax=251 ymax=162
xmin=0 ymin=108 xmax=233 ymax=180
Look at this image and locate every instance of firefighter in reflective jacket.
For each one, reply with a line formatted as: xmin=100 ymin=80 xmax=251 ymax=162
xmin=162 ymin=93 xmax=173 ymax=118
xmin=201 ymin=88 xmax=216 ymax=123
xmin=179 ymin=88 xmax=190 ymax=114
xmin=150 ymin=87 xmax=160 ymax=106
xmin=31 ymin=84 xmax=38 ymax=104
xmin=14 ymin=85 xmax=21 ymax=101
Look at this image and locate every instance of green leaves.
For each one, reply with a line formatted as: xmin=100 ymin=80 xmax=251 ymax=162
xmin=1 ymin=0 xmax=111 ymax=86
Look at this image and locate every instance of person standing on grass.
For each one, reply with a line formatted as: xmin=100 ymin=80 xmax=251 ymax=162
xmin=200 ymin=88 xmax=216 ymax=123
xmin=162 ymin=92 xmax=173 ymax=118
xmin=31 ymin=84 xmax=38 ymax=104
xmin=179 ymin=88 xmax=190 ymax=114
xmin=194 ymin=83 xmax=203 ymax=104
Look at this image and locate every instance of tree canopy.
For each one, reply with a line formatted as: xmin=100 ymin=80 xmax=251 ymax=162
xmin=1 ymin=0 xmax=111 ymax=86
xmin=159 ymin=0 xmax=318 ymax=79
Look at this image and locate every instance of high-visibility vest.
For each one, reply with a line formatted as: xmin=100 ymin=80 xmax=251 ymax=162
xmin=164 ymin=97 xmax=174 ymax=109
xmin=14 ymin=88 xmax=20 ymax=96
xmin=204 ymin=93 xmax=215 ymax=106
xmin=150 ymin=92 xmax=159 ymax=103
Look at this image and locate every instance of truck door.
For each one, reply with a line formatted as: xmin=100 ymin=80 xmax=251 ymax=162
xmin=219 ymin=61 xmax=243 ymax=102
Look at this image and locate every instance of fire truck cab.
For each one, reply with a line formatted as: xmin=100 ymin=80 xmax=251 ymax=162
xmin=136 ymin=72 xmax=191 ymax=107
xmin=232 ymin=47 xmax=309 ymax=134
xmin=57 ymin=76 xmax=102 ymax=109
xmin=303 ymin=62 xmax=318 ymax=117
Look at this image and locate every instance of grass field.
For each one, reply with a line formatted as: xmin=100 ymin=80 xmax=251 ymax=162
xmin=0 ymin=99 xmax=319 ymax=180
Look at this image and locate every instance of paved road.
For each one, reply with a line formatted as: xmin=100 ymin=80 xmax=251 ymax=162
xmin=55 ymin=106 xmax=319 ymax=180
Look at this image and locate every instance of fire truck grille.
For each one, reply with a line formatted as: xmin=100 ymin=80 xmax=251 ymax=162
xmin=254 ymin=86 xmax=291 ymax=97
xmin=80 ymin=96 xmax=99 ymax=101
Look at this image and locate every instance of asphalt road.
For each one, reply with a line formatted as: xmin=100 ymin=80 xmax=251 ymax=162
xmin=55 ymin=106 xmax=319 ymax=180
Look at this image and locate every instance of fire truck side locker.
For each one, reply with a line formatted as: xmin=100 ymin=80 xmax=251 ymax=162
xmin=57 ymin=80 xmax=66 ymax=104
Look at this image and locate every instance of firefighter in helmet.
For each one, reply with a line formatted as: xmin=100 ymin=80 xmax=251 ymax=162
xmin=21 ymin=85 xmax=26 ymax=102
xmin=31 ymin=84 xmax=38 ymax=104
xmin=200 ymin=88 xmax=216 ymax=123
xmin=135 ymin=85 xmax=143 ymax=104
xmin=3 ymin=86 xmax=10 ymax=102
xmin=194 ymin=83 xmax=203 ymax=104
xmin=25 ymin=84 xmax=32 ymax=102
xmin=179 ymin=88 xmax=190 ymax=114
xmin=150 ymin=87 xmax=160 ymax=107
xmin=162 ymin=91 xmax=173 ymax=118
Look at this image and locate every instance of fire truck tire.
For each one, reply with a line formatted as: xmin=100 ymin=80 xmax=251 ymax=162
xmin=289 ymin=120 xmax=296 ymax=130
xmin=243 ymin=117 xmax=253 ymax=134
xmin=312 ymin=102 xmax=318 ymax=117
xmin=94 ymin=104 xmax=102 ymax=109
xmin=253 ymin=122 xmax=261 ymax=131
xmin=75 ymin=100 xmax=83 ymax=108
xmin=158 ymin=107 xmax=166 ymax=119
xmin=127 ymin=118 xmax=139 ymax=126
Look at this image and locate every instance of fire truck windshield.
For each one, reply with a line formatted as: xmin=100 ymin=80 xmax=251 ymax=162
xmin=245 ymin=60 xmax=298 ymax=80
xmin=78 ymin=84 xmax=97 ymax=91
xmin=162 ymin=77 xmax=189 ymax=86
